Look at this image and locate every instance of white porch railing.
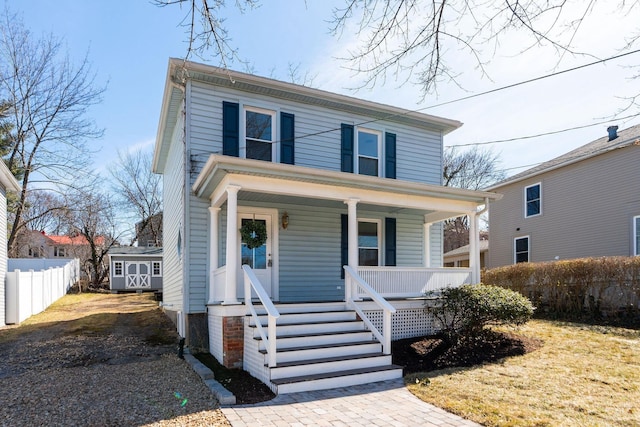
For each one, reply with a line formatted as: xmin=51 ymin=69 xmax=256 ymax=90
xmin=243 ymin=265 xmax=280 ymax=367
xmin=356 ymin=267 xmax=472 ymax=298
xmin=344 ymin=266 xmax=396 ymax=355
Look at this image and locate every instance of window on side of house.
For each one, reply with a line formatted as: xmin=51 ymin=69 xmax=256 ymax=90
xmin=356 ymin=128 xmax=382 ymax=177
xmin=245 ymin=106 xmax=276 ymax=162
xmin=29 ymin=247 xmax=42 ymax=258
xmin=358 ymin=219 xmax=381 ymax=266
xmin=152 ymin=261 xmax=162 ymax=277
xmin=54 ymin=247 xmax=66 ymax=257
xmin=524 ymin=183 xmax=541 ymax=217
xmin=634 ymin=216 xmax=640 ymax=256
xmin=514 ymin=236 xmax=530 ymax=263
xmin=113 ymin=261 xmax=124 ymax=277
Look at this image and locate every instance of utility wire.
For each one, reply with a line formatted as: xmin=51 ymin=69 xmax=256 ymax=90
xmin=446 ymin=112 xmax=640 ymax=148
xmin=288 ymin=47 xmax=640 ymax=143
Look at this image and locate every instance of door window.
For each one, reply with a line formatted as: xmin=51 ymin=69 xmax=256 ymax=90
xmin=241 ymin=218 xmax=267 ymax=269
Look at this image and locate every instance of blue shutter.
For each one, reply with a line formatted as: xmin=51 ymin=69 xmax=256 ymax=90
xmin=385 ymin=132 xmax=396 ymax=179
xmin=222 ymin=101 xmax=239 ymax=157
xmin=341 ymin=214 xmax=348 ymax=278
xmin=280 ymin=112 xmax=295 ymax=164
xmin=385 ymin=217 xmax=396 ymax=266
xmin=341 ymin=124 xmax=354 ymax=173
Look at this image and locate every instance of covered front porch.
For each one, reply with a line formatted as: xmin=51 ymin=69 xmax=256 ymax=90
xmin=193 ymin=155 xmax=500 ymax=393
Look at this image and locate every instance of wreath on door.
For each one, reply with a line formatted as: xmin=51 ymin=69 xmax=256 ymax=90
xmin=240 ymin=220 xmax=267 ymax=249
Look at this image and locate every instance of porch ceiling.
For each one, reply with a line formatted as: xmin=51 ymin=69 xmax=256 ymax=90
xmin=193 ymin=155 xmax=501 ymax=219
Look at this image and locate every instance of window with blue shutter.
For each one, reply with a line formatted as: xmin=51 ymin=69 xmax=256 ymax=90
xmin=385 ymin=217 xmax=396 ymax=266
xmin=341 ymin=124 xmax=354 ymax=173
xmin=222 ymin=101 xmax=239 ymax=157
xmin=385 ymin=132 xmax=396 ymax=179
xmin=280 ymin=112 xmax=295 ymax=165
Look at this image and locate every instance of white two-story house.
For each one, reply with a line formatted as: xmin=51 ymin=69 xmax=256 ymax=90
xmin=152 ymin=58 xmax=500 ymax=394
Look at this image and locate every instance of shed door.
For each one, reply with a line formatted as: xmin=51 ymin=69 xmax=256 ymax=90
xmin=125 ymin=261 xmax=151 ymax=289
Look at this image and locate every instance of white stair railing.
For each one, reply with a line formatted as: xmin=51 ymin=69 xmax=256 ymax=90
xmin=243 ymin=265 xmax=280 ymax=367
xmin=344 ymin=266 xmax=396 ymax=354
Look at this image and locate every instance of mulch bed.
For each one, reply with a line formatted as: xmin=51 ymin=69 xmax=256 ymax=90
xmin=197 ymin=329 xmax=542 ymax=404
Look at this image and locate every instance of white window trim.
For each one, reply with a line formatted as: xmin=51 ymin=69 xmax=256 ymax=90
xmin=241 ymin=104 xmax=278 ymax=162
xmin=634 ymin=215 xmax=640 ymax=256
xmin=355 ymin=127 xmax=383 ymax=177
xmin=514 ymin=235 xmax=530 ymax=264
xmin=113 ymin=261 xmax=124 ymax=277
xmin=152 ymin=261 xmax=163 ymax=277
xmin=524 ymin=182 xmax=542 ymax=218
xmin=358 ymin=218 xmax=382 ymax=266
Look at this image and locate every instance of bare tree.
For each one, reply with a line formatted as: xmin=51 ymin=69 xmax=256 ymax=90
xmin=443 ymin=146 xmax=505 ymax=252
xmin=153 ymin=0 xmax=258 ymax=68
xmin=330 ymin=1 xmax=640 ymax=97
xmin=110 ymin=149 xmax=163 ymax=246
xmin=0 ymin=9 xmax=105 ymax=254
xmin=64 ymin=187 xmax=120 ymax=287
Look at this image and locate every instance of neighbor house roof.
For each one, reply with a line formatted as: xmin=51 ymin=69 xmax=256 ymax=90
xmin=43 ymin=233 xmax=105 ymax=246
xmin=487 ymin=124 xmax=640 ymax=190
xmin=443 ymin=240 xmax=489 ymax=258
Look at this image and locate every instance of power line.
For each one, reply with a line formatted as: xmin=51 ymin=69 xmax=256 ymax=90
xmin=445 ymin=112 xmax=640 ymax=148
xmin=288 ymin=48 xmax=640 ymax=144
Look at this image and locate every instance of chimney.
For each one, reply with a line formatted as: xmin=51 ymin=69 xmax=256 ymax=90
xmin=607 ymin=125 xmax=618 ymax=141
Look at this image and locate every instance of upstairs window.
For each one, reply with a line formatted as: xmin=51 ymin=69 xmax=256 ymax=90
xmin=245 ymin=107 xmax=275 ymax=162
xmin=514 ymin=236 xmax=530 ymax=263
xmin=357 ymin=128 xmax=381 ymax=176
xmin=525 ymin=183 xmax=541 ymax=217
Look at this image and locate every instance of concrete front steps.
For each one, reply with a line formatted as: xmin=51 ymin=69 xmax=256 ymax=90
xmin=248 ymin=303 xmax=403 ymax=394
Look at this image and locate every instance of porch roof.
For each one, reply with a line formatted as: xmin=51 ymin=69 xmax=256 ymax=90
xmin=193 ymin=155 xmax=501 ymax=222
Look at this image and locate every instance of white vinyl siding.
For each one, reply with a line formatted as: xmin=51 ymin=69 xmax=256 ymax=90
xmin=161 ymin=111 xmax=186 ymax=311
xmin=0 ymin=187 xmax=7 ymax=326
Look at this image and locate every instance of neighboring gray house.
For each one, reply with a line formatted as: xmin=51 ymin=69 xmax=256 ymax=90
xmin=152 ymin=59 xmax=499 ymax=394
xmin=108 ymin=247 xmax=163 ymax=293
xmin=136 ymin=212 xmax=163 ymax=247
xmin=0 ymin=162 xmax=21 ymax=327
xmin=487 ymin=125 xmax=640 ymax=268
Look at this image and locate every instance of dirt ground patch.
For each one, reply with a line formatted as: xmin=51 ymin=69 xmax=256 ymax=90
xmin=0 ymin=293 xmax=230 ymax=426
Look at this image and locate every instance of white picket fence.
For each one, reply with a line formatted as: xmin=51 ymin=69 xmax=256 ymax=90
xmin=5 ymin=258 xmax=80 ymax=324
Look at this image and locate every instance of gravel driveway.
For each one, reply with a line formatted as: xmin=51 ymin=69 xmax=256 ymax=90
xmin=0 ymin=293 xmax=231 ymax=427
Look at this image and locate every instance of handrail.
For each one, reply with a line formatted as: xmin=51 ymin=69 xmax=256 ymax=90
xmin=242 ymin=265 xmax=280 ymax=367
xmin=343 ymin=265 xmax=396 ymax=354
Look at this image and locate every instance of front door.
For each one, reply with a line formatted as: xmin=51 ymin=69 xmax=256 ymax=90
xmin=238 ymin=213 xmax=273 ymax=298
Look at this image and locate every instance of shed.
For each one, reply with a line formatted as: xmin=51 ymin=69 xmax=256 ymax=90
xmin=108 ymin=247 xmax=163 ymax=293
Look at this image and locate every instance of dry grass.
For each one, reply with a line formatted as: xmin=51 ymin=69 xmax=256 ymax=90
xmin=406 ymin=320 xmax=640 ymax=427
xmin=0 ymin=292 xmax=162 ymax=343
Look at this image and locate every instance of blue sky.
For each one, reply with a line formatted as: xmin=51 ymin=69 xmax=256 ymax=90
xmin=11 ymin=0 xmax=640 ymax=178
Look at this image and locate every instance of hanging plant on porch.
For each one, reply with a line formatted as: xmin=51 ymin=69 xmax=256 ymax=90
xmin=240 ymin=220 xmax=267 ymax=249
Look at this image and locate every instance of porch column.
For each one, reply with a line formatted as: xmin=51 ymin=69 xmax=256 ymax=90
xmin=469 ymin=211 xmax=480 ymax=283
xmin=423 ymin=220 xmax=432 ymax=268
xmin=224 ymin=185 xmax=241 ymax=305
xmin=208 ymin=206 xmax=220 ymax=305
xmin=345 ymin=198 xmax=359 ymax=269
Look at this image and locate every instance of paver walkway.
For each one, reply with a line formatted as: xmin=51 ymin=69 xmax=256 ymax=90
xmin=221 ymin=379 xmax=481 ymax=427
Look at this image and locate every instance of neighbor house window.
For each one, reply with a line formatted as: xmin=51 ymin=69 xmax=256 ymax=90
xmin=634 ymin=216 xmax=640 ymax=256
xmin=54 ymin=247 xmax=66 ymax=257
xmin=113 ymin=261 xmax=123 ymax=277
xmin=358 ymin=220 xmax=381 ymax=266
xmin=152 ymin=261 xmax=162 ymax=277
xmin=525 ymin=183 xmax=541 ymax=217
xmin=245 ymin=107 xmax=275 ymax=162
xmin=29 ymin=247 xmax=42 ymax=258
xmin=514 ymin=236 xmax=530 ymax=263
xmin=356 ymin=128 xmax=382 ymax=177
